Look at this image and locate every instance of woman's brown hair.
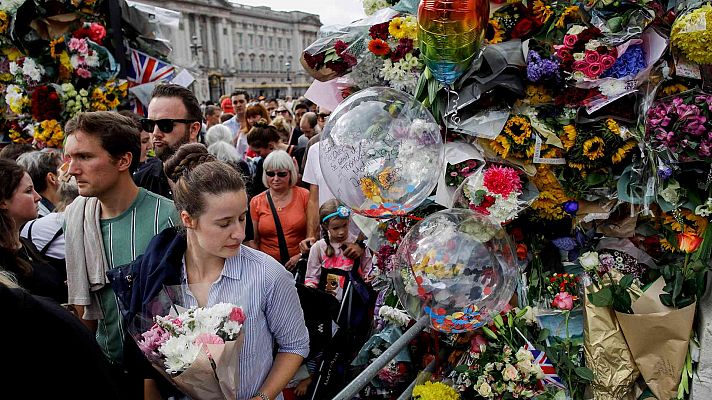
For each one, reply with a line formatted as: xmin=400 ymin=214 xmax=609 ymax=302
xmin=243 ymin=103 xmax=271 ymax=133
xmin=164 ymin=143 xmax=246 ymax=218
xmin=246 ymin=119 xmax=282 ymax=150
xmin=0 ymin=159 xmax=34 ymax=275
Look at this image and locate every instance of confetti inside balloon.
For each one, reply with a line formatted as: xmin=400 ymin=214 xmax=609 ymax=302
xmin=418 ymin=0 xmax=489 ymax=85
xmin=391 ymin=209 xmax=518 ymax=333
xmin=319 ymin=87 xmax=444 ymax=219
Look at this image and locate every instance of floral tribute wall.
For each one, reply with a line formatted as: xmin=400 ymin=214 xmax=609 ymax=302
xmin=1 ymin=0 xmax=127 ymax=149
xmin=301 ymin=0 xmax=712 ymax=399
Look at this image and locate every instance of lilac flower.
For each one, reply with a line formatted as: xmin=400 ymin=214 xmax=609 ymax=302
xmin=526 ymin=50 xmax=560 ymax=83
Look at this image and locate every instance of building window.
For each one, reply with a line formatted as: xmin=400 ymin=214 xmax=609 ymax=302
xmin=286 ymin=38 xmax=291 ymax=49
xmin=238 ymin=33 xmax=243 ymax=45
xmin=179 ymin=21 xmax=184 ymax=30
xmin=278 ymin=37 xmax=282 ymax=49
xmin=268 ymin=37 xmax=272 ymax=49
xmin=223 ymin=27 xmax=228 ymax=35
xmin=250 ymin=57 xmax=255 ymax=71
xmin=260 ymin=56 xmax=265 ymax=71
xmin=258 ymin=36 xmax=263 ymax=47
xmin=248 ymin=34 xmax=253 ymax=47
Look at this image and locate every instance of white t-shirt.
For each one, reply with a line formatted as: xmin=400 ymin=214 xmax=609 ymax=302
xmin=302 ymin=142 xmax=334 ymax=206
xmin=21 ymin=212 xmax=65 ymax=260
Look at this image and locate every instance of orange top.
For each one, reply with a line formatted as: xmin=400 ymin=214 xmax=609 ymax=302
xmin=250 ymin=186 xmax=309 ymax=263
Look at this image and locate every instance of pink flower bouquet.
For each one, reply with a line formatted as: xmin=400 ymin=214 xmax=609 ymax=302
xmin=136 ymin=301 xmax=246 ymax=399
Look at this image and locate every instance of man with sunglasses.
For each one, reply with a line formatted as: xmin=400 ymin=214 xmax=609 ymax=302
xmin=133 ymin=83 xmax=202 ymax=199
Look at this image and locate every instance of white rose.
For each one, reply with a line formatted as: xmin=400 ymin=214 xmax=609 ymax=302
xmin=516 ymin=347 xmax=533 ymax=362
xmin=502 ymin=364 xmax=519 ymax=381
xmin=573 ymin=52 xmax=585 ymax=61
xmin=476 ymin=381 xmax=492 ymax=397
xmin=578 ymin=251 xmax=600 ymax=271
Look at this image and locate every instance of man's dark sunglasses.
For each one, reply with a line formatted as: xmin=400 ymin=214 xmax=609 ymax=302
xmin=265 ymin=171 xmax=289 ymax=178
xmin=139 ymin=118 xmax=197 ymax=133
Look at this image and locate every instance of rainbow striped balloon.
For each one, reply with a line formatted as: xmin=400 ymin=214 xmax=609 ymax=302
xmin=418 ymin=0 xmax=489 ymax=85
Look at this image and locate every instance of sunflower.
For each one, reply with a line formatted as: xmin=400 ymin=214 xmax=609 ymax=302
xmin=605 ymin=118 xmax=620 ymax=135
xmin=490 ymin=134 xmax=512 ymax=159
xmin=560 ymin=125 xmax=577 ymax=150
xmin=582 ymin=136 xmax=605 ymax=160
xmin=611 ymin=140 xmax=636 ymax=164
xmin=486 ymin=18 xmax=505 ymax=44
xmin=49 ymin=36 xmax=65 ymax=59
xmin=0 ymin=11 xmax=9 ymax=35
xmin=360 ymin=177 xmax=382 ymax=202
xmin=532 ymin=0 xmax=553 ymax=25
xmin=503 ymin=116 xmax=532 ymax=145
xmin=368 ymin=38 xmax=391 ymax=56
xmin=525 ymin=84 xmax=553 ymax=104
xmin=661 ymin=83 xmax=689 ymax=97
xmin=378 ymin=167 xmax=396 ymax=189
xmin=555 ymin=6 xmax=580 ymax=29
xmin=389 ymin=17 xmax=406 ymax=39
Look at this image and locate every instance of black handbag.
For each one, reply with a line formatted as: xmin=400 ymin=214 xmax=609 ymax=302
xmin=265 ymin=191 xmax=291 ymax=266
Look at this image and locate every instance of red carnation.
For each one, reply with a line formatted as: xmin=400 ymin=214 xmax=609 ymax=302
xmin=385 ymin=228 xmax=400 ymax=244
xmin=511 ymin=17 xmax=534 ymax=39
xmin=369 ymin=22 xmax=390 ymax=40
xmin=334 ymin=40 xmax=348 ymax=56
xmin=303 ymin=52 xmax=325 ymax=69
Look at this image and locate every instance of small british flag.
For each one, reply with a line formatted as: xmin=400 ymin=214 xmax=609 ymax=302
xmin=127 ymin=48 xmax=176 ymax=115
xmin=524 ymin=341 xmax=565 ymax=389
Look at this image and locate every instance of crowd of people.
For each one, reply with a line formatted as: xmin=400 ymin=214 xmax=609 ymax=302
xmin=0 ymin=84 xmax=374 ymax=400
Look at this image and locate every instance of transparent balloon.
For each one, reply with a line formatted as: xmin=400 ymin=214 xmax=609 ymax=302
xmin=319 ymin=87 xmax=444 ymax=219
xmin=391 ymin=209 xmax=519 ymax=333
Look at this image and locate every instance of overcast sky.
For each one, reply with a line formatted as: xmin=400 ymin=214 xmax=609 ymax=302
xmin=233 ymin=0 xmax=367 ymax=27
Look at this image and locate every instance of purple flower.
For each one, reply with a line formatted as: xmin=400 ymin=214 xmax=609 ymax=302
xmin=526 ymin=50 xmax=560 ymax=83
xmin=657 ymin=164 xmax=673 ymax=180
xmin=682 ymin=115 xmax=707 ymax=136
xmin=552 ymin=237 xmax=577 ymax=251
xmin=563 ymin=200 xmax=579 ymax=215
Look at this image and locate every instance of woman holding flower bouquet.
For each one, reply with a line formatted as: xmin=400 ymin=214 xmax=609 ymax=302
xmin=111 ymin=144 xmax=309 ymax=400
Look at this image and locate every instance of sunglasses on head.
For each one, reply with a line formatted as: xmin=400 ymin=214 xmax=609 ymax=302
xmin=265 ymin=170 xmax=289 ymax=178
xmin=139 ymin=118 xmax=197 ymax=133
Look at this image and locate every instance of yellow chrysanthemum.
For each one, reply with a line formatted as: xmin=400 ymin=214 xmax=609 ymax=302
xmin=401 ymin=15 xmax=418 ymax=40
xmin=561 ymin=125 xmax=577 ymax=150
xmin=412 ymin=381 xmax=460 ymax=400
xmin=605 ymin=118 xmax=620 ymax=135
xmin=612 ymin=140 xmax=637 ymax=164
xmin=503 ymin=115 xmax=532 ymax=145
xmin=582 ymin=136 xmax=605 ymax=160
xmin=671 ymin=4 xmax=712 ymax=64
xmin=556 ymin=6 xmax=580 ymax=29
xmin=389 ymin=17 xmax=406 ymax=39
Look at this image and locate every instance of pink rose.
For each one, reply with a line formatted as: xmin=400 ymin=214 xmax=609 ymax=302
xmin=584 ymin=50 xmax=600 ymax=64
xmin=600 ymin=55 xmax=616 ymax=69
xmin=551 ymin=292 xmax=574 ymax=310
xmin=229 ymin=307 xmax=246 ymax=324
xmin=584 ymin=63 xmax=603 ymax=78
xmin=563 ymin=34 xmax=578 ymax=48
xmin=89 ymin=23 xmax=106 ymax=43
xmin=572 ymin=60 xmax=587 ymax=71
xmin=76 ymin=67 xmax=92 ymax=79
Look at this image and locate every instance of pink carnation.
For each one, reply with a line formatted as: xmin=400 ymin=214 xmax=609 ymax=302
xmin=229 ymin=307 xmax=246 ymax=324
xmin=138 ymin=324 xmax=170 ymax=354
xmin=482 ymin=166 xmax=522 ymax=197
xmin=76 ymin=67 xmax=91 ymax=79
xmin=68 ymin=37 xmax=89 ymax=54
xmin=194 ymin=333 xmax=225 ymax=346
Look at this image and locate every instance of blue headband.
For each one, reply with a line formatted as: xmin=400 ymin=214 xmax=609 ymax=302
xmin=322 ymin=206 xmax=351 ymax=223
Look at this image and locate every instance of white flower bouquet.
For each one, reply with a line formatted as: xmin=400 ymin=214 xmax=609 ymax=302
xmin=133 ymin=295 xmax=246 ymax=400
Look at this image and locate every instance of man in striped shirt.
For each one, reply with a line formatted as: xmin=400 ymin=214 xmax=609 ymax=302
xmin=64 ymin=112 xmax=179 ymax=399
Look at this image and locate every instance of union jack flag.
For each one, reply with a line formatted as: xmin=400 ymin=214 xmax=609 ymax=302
xmin=524 ymin=341 xmax=565 ymax=389
xmin=127 ymin=48 xmax=175 ymax=115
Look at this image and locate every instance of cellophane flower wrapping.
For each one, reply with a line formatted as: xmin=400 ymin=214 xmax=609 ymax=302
xmin=129 ymin=285 xmax=245 ymax=400
xmin=300 ymin=8 xmax=399 ymax=81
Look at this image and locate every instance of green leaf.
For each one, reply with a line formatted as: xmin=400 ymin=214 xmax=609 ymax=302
xmin=588 ymin=287 xmax=614 ymax=307
xmin=414 ymin=72 xmax=427 ymax=101
xmin=574 ymin=367 xmax=595 ymax=381
xmin=538 ymin=328 xmax=550 ymax=342
xmin=493 ymin=314 xmax=504 ymax=329
xmin=619 ymin=274 xmax=634 ymax=289
xmin=427 ymin=78 xmax=439 ymax=106
xmin=673 ymin=270 xmax=684 ymax=306
xmin=660 ymin=293 xmax=673 ymax=307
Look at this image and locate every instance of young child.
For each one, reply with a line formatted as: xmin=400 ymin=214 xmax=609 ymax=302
xmin=305 ymin=200 xmax=372 ymax=295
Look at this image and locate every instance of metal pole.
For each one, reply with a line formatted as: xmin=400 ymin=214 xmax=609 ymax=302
xmin=331 ymin=315 xmax=429 ymax=400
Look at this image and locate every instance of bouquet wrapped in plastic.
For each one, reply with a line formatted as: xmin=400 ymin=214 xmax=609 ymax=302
xmin=130 ymin=286 xmax=245 ymax=400
xmin=300 ymin=8 xmax=399 ymax=81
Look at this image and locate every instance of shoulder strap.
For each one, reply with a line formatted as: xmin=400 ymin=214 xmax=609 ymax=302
xmin=265 ymin=191 xmax=290 ymax=266
xmin=286 ymin=145 xmax=294 ymax=156
xmin=26 ymin=220 xmax=37 ymax=242
xmin=40 ymin=227 xmax=64 ymax=255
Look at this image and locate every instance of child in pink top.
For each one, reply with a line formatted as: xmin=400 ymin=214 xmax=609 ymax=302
xmin=305 ymin=200 xmax=372 ymax=292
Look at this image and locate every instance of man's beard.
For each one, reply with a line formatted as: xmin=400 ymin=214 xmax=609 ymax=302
xmin=156 ymin=129 xmax=191 ymax=162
